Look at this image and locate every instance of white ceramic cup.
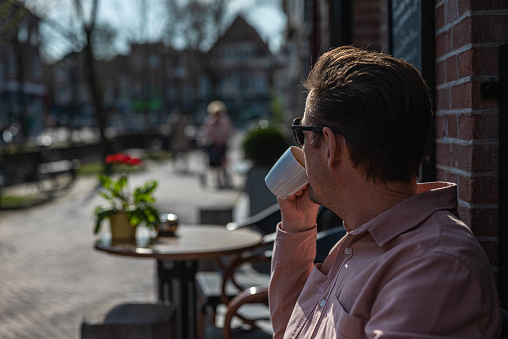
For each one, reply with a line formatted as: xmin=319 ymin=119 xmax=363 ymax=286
xmin=265 ymin=146 xmax=308 ymax=199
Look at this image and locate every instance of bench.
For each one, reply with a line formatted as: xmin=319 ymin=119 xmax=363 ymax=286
xmin=0 ymin=158 xmax=79 ymax=209
xmin=81 ymin=302 xmax=177 ymax=339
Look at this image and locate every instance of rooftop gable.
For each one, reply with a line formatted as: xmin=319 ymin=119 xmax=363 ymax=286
xmin=207 ymin=15 xmax=271 ymax=57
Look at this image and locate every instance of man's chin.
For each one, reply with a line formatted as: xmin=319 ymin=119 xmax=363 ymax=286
xmin=308 ymin=185 xmax=320 ymax=205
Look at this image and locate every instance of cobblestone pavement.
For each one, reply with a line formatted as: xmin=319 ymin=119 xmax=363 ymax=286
xmin=0 ymin=135 xmax=247 ymax=339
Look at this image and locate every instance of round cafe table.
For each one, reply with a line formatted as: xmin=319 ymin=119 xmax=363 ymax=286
xmin=94 ymin=224 xmax=263 ymax=339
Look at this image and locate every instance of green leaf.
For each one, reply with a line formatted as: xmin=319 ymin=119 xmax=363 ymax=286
xmin=98 ymin=191 xmax=113 ymax=201
xmin=113 ymin=176 xmax=128 ymax=194
xmin=127 ymin=209 xmax=143 ymax=226
xmin=94 ymin=208 xmax=116 ymax=234
xmin=98 ymin=174 xmax=112 ymax=188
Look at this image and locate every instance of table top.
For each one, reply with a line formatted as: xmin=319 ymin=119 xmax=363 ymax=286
xmin=95 ymin=224 xmax=263 ymax=261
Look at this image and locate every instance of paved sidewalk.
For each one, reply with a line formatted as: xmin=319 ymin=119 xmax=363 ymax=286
xmin=0 ymin=133 xmax=249 ymax=339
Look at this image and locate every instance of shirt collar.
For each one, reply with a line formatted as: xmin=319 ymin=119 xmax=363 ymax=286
xmin=349 ymin=182 xmax=458 ymax=246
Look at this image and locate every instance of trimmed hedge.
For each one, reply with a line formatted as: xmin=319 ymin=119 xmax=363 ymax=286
xmin=242 ymin=126 xmax=290 ymax=167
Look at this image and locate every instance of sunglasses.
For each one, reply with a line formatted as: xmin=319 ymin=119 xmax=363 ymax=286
xmin=291 ymin=117 xmax=326 ymax=146
xmin=292 ymin=117 xmax=345 ymax=146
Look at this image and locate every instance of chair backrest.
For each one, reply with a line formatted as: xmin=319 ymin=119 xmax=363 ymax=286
xmin=227 ymin=203 xmax=281 ymax=235
xmin=316 ymin=206 xmax=343 ymax=231
xmin=315 ymin=225 xmax=347 ymax=263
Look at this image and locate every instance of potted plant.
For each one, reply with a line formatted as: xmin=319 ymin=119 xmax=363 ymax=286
xmin=93 ymin=153 xmax=160 ymax=240
xmin=243 ymin=125 xmax=290 ymax=167
xmin=242 ymin=124 xmax=290 ymax=215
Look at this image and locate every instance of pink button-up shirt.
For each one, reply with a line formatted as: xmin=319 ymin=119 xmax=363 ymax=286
xmin=269 ymin=182 xmax=501 ymax=338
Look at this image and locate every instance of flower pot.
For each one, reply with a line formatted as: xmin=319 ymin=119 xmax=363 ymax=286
xmin=109 ymin=213 xmax=137 ymax=241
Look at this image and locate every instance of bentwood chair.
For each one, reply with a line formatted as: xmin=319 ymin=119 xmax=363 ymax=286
xmin=219 ymin=225 xmax=347 ymax=338
xmin=197 ymin=203 xmax=345 ymax=338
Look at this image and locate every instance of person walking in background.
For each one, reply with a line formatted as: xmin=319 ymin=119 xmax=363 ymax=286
xmin=166 ymin=109 xmax=192 ymax=173
xmin=269 ymin=46 xmax=501 ymax=338
xmin=199 ymin=100 xmax=232 ymax=188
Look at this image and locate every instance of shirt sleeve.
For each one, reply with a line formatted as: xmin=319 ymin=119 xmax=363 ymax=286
xmin=364 ymin=252 xmax=501 ymax=338
xmin=269 ymin=222 xmax=317 ymax=339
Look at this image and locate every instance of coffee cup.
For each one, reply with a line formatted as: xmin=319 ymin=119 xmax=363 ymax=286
xmin=265 ymin=146 xmax=308 ymax=199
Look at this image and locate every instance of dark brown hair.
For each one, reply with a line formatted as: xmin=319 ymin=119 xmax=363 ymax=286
xmin=303 ymin=46 xmax=432 ymax=183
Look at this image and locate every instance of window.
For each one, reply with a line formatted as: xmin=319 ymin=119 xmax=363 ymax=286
xmin=221 ymin=44 xmax=256 ymax=60
xmin=32 ymin=55 xmax=42 ymax=80
xmin=8 ymin=50 xmax=17 ymax=77
xmin=254 ymin=72 xmax=268 ymax=93
xmin=199 ymin=74 xmax=210 ymax=96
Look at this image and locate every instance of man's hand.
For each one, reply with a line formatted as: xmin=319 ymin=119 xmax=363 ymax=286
xmin=278 ymin=184 xmax=320 ymax=233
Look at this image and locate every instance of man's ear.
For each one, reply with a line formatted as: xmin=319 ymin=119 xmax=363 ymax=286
xmin=322 ymin=127 xmax=341 ymax=169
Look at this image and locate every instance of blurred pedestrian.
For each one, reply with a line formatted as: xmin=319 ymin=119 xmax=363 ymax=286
xmin=199 ymin=100 xmax=232 ymax=188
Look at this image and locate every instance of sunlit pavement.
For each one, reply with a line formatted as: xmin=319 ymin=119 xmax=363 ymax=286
xmin=0 ymin=132 xmax=248 ymax=339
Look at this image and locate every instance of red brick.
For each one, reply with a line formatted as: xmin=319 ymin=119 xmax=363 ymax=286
xmin=450 ymin=144 xmax=498 ymax=173
xmin=445 ymin=0 xmax=459 ymax=24
xmin=471 ymin=144 xmax=499 ymax=173
xmin=469 ymin=208 xmax=500 ymax=237
xmin=355 ymin=18 xmax=381 ymax=27
xmin=355 ymin=0 xmax=380 ymax=10
xmin=436 ymin=141 xmax=451 ymax=167
xmin=448 ymin=172 xmax=459 ymax=184
xmin=436 ymin=116 xmax=447 ymax=138
xmin=435 ymin=2 xmax=445 ymax=30
xmin=478 ymin=241 xmax=498 ymax=267
xmin=472 ymin=48 xmax=499 ymax=75
xmin=437 ymin=169 xmax=458 ymax=183
xmin=472 ymin=15 xmax=508 ymax=43
xmin=457 ymin=50 xmax=473 ymax=78
xmin=446 ymin=55 xmax=458 ymax=81
xmin=458 ymin=175 xmax=499 ymax=205
xmin=450 ymin=143 xmax=471 ymax=171
xmin=436 ymin=60 xmax=446 ymax=85
xmin=458 ymin=113 xmax=499 ymax=140
xmin=436 ymin=168 xmax=447 ymax=181
xmin=457 ymin=0 xmax=471 ymax=16
xmin=457 ymin=204 xmax=469 ymax=224
xmin=451 ymin=82 xmax=473 ymax=109
xmin=436 ymin=87 xmax=451 ymax=110
xmin=452 ymin=17 xmax=473 ymax=49
xmin=449 ymin=114 xmax=458 ymax=138
xmin=471 ymin=0 xmax=508 ymax=10
xmin=435 ymin=30 xmax=451 ymax=57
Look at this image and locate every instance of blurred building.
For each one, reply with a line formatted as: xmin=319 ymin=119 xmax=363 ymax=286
xmin=98 ymin=43 xmax=204 ymax=132
xmin=43 ymin=52 xmax=93 ymax=129
xmin=44 ymin=15 xmax=277 ymax=131
xmin=0 ymin=1 xmax=46 ymax=140
xmin=203 ymin=16 xmax=277 ymax=126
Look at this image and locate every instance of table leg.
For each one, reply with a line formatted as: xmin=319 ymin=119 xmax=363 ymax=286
xmin=157 ymin=260 xmax=198 ymax=339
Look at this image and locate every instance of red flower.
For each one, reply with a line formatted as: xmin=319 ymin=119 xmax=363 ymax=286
xmin=105 ymin=153 xmax=142 ymax=166
xmin=128 ymin=158 xmax=142 ymax=166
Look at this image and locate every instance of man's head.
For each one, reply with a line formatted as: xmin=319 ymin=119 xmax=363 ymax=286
xmin=302 ymin=46 xmax=432 ymax=183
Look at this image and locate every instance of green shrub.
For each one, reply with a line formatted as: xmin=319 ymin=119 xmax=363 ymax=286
xmin=242 ymin=126 xmax=290 ymax=167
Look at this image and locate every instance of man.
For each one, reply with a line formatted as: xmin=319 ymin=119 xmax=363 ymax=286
xmin=269 ymin=46 xmax=501 ymax=338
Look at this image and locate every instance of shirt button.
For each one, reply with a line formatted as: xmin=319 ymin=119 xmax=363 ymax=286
xmin=344 ymin=247 xmax=352 ymax=255
xmin=320 ymin=299 xmax=326 ymax=307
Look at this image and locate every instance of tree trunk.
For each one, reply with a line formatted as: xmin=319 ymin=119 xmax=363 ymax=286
xmin=83 ymin=29 xmax=111 ymax=172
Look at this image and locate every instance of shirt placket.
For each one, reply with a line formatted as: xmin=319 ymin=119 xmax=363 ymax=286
xmin=307 ymin=234 xmax=356 ymax=337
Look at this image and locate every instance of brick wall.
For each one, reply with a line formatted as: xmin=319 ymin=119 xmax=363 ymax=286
xmin=434 ymin=0 xmax=508 ymax=274
xmin=353 ymin=0 xmax=388 ymax=51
